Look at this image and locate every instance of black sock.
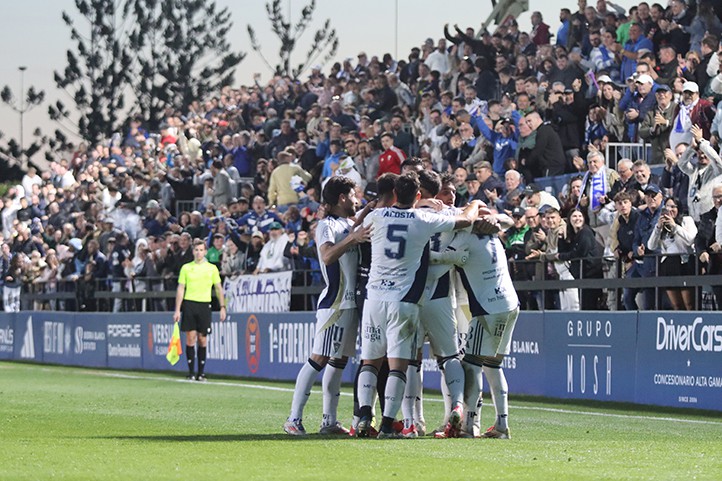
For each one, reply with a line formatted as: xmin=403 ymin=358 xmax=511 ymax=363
xmin=197 ymin=346 xmax=207 ymax=375
xmin=359 ymin=405 xmax=373 ymax=419
xmin=186 ymin=345 xmax=195 ymax=375
xmin=377 ymin=360 xmax=390 ymax=412
xmin=353 ymin=363 xmax=363 ymax=417
xmin=380 ymin=416 xmax=395 ymax=432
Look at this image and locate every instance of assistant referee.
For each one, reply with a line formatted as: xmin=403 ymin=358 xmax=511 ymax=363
xmin=173 ymin=238 xmax=227 ymax=381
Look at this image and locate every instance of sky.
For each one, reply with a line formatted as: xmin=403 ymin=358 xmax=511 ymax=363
xmin=0 ymin=0 xmax=640 ymax=148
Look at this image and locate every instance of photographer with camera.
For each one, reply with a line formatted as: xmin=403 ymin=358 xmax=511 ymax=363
xmin=647 ymin=196 xmax=697 ymax=310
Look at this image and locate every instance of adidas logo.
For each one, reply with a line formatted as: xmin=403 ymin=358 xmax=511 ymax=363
xmin=20 ymin=316 xmax=35 ymax=359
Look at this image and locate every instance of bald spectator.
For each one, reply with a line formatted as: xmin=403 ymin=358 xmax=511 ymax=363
xmin=522 ymin=112 xmax=567 ymax=179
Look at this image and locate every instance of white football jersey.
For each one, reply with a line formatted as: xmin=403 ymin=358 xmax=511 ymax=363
xmin=424 ymin=206 xmax=462 ymax=300
xmin=455 ymin=230 xmax=519 ymax=316
xmin=364 ymin=206 xmax=456 ymax=303
xmin=316 ymin=216 xmax=358 ymax=310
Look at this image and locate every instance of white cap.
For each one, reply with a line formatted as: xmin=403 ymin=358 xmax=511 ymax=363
xmin=68 ymin=238 xmax=83 ymax=251
xmin=597 ymin=74 xmax=613 ymax=84
xmin=682 ymin=81 xmax=699 ymax=93
xmin=636 ymin=74 xmax=653 ymax=85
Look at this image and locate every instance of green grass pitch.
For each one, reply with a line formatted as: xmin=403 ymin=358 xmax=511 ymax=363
xmin=1 ymin=361 xmax=721 ymax=481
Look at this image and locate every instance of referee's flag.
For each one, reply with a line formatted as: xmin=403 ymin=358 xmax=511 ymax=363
xmin=166 ymin=323 xmax=182 ymax=366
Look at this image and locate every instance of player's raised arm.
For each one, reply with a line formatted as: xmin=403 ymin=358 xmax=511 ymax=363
xmin=452 ymin=200 xmax=483 ymax=229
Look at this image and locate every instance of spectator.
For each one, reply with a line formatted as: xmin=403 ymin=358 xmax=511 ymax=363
xmin=577 ymin=150 xmax=619 ymax=230
xmin=521 ymin=183 xmax=561 ymax=212
xmin=669 ymin=81 xmax=715 ymax=149
xmin=210 ymin=160 xmax=233 ymax=208
xmin=472 ymin=161 xmax=505 ymax=205
xmin=254 ymin=222 xmax=290 ymax=274
xmin=377 ymin=132 xmax=406 ymax=178
xmin=529 ymin=206 xmax=580 ymax=311
xmin=267 ymin=151 xmax=312 ymax=209
xmin=638 ymin=84 xmax=676 ymax=163
xmin=3 ymin=253 xmax=23 ymax=312
xmin=239 ymin=196 xmax=283 ymax=234
xmin=631 ymin=184 xmax=664 ymax=310
xmin=647 ymin=196 xmax=697 ymax=310
xmin=619 ymin=23 xmax=653 ymax=81
xmin=521 ymin=112 xmax=567 ymax=178
xmin=558 ymin=207 xmax=605 ymax=309
xmin=674 ymin=124 xmax=722 ymax=222
xmin=696 ymin=183 xmax=722 ymax=308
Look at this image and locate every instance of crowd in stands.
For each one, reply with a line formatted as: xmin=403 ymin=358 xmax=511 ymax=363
xmin=4 ymin=0 xmax=722 ymax=312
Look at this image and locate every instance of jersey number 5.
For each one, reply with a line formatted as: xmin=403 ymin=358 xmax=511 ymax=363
xmin=385 ymin=224 xmax=408 ymax=259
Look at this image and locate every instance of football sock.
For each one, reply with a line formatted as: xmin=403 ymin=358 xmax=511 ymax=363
xmin=439 ymin=371 xmax=451 ymax=425
xmin=383 ymin=369 xmax=407 ymax=422
xmin=357 ymin=364 xmax=379 ymax=416
xmin=377 ymin=360 xmax=390 ymax=412
xmin=415 ymin=363 xmax=425 ymax=425
xmin=352 ymin=363 xmax=362 ymax=417
xmin=352 ymin=363 xmax=362 ymax=428
xmin=463 ymin=357 xmax=484 ymax=434
xmin=440 ymin=356 xmax=465 ymax=407
xmin=403 ymin=361 xmax=421 ymax=428
xmin=322 ymin=358 xmax=347 ymax=427
xmin=484 ymin=363 xmax=509 ymax=431
xmin=186 ymin=345 xmax=195 ymax=375
xmin=197 ymin=346 xmax=207 ymax=376
xmin=289 ymin=358 xmax=322 ymax=420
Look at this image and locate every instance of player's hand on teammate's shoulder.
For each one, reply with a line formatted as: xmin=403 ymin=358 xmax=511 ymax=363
xmin=350 ymin=224 xmax=373 ymax=244
xmin=416 ymin=198 xmax=444 ymax=211
xmin=473 ymin=216 xmax=501 ymax=235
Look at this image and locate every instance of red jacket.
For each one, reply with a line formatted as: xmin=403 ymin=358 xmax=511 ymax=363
xmin=691 ymin=98 xmax=715 ymax=140
xmin=532 ymin=22 xmax=550 ymax=46
xmin=377 ymin=146 xmax=405 ymax=178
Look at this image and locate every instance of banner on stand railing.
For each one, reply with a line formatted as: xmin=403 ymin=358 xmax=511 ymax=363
xmin=224 ymin=272 xmax=293 ymax=313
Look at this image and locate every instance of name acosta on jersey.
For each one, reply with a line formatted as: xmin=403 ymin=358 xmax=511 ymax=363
xmin=656 ymin=317 xmax=722 ymax=352
xmin=382 ymin=210 xmax=415 ymax=219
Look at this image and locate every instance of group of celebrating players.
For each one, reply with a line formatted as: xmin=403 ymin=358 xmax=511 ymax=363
xmin=283 ymin=160 xmax=519 ymax=439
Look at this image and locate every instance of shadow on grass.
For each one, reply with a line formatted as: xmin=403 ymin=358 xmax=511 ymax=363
xmin=94 ymin=433 xmax=363 ymax=442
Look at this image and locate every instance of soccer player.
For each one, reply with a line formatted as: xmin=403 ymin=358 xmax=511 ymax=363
xmin=356 ymin=172 xmax=481 ymax=438
xmin=173 ymin=238 xmax=227 ymax=382
xmin=350 ymin=174 xmax=398 ymax=436
xmin=284 ymin=177 xmax=372 ymax=436
xmin=403 ymin=171 xmax=469 ymax=438
xmin=456 ymin=214 xmax=518 ymax=439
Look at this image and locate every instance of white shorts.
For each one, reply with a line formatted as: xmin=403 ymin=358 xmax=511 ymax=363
xmin=419 ymin=296 xmax=459 ymax=358
xmin=312 ymin=308 xmax=358 ymax=358
xmin=464 ymin=307 xmax=519 ymax=357
xmin=361 ymin=300 xmax=419 ymax=360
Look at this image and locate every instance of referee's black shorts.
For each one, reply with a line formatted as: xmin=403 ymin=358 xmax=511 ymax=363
xmin=180 ymin=300 xmax=212 ymax=335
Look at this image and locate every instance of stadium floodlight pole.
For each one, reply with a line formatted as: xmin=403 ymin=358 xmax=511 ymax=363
xmin=18 ymin=66 xmax=27 ymax=162
xmin=394 ymin=0 xmax=398 ymax=59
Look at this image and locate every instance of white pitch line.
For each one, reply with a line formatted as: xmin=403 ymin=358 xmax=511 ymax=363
xmin=14 ymin=364 xmax=722 ymax=427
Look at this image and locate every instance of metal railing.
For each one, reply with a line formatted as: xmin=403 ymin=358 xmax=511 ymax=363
xmin=604 ymin=142 xmax=651 ymax=171
xmin=15 ymin=255 xmax=722 ymax=312
xmin=175 ymin=197 xmax=203 ymax=215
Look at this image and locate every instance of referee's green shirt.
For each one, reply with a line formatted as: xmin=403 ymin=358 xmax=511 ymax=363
xmin=178 ymin=260 xmax=221 ymax=303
